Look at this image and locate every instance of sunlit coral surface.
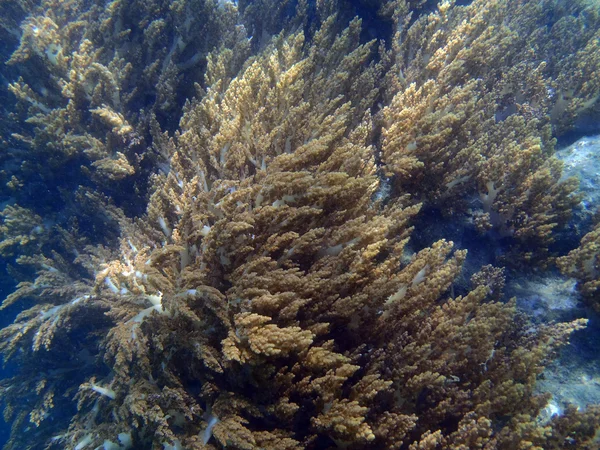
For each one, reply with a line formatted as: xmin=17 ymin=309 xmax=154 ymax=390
xmin=0 ymin=0 xmax=600 ymax=449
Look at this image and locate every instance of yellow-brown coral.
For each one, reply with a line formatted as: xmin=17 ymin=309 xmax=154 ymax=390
xmin=0 ymin=0 xmax=598 ymax=449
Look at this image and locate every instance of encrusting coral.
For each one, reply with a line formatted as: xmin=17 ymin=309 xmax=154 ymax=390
xmin=0 ymin=0 xmax=600 ymax=449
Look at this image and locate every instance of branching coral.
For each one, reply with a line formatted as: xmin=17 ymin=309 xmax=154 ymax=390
xmin=557 ymin=222 xmax=600 ymax=310
xmin=2 ymin=0 xmax=247 ymax=225
xmin=0 ymin=0 xmax=599 ymax=449
xmin=381 ymin=0 xmax=596 ymax=263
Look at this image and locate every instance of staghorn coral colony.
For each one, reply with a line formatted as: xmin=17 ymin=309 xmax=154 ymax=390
xmin=0 ymin=0 xmax=600 ymax=448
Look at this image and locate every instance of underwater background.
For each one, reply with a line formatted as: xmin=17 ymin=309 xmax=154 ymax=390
xmin=1 ymin=0 xmax=600 ymax=448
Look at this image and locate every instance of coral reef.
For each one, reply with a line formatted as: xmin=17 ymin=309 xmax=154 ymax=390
xmin=381 ymin=0 xmax=599 ymax=263
xmin=558 ymin=222 xmax=600 ymax=311
xmin=555 ymin=135 xmax=600 ymax=311
xmin=2 ymin=0 xmax=247 ymax=226
xmin=1 ymin=0 xmax=600 ymax=449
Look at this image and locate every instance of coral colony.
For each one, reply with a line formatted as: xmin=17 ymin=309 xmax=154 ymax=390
xmin=0 ymin=0 xmax=600 ymax=449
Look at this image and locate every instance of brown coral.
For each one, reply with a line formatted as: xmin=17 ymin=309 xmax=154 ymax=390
xmin=0 ymin=0 xmax=598 ymax=449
